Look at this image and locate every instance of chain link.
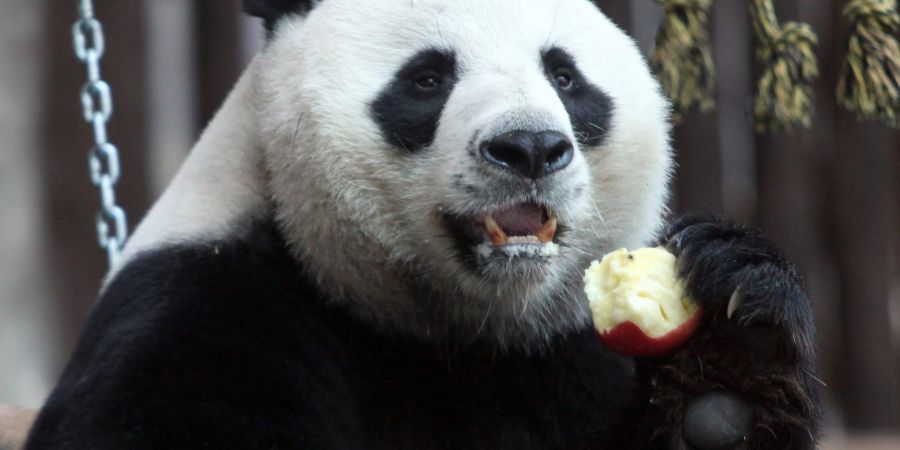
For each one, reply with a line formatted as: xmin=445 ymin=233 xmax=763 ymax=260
xmin=73 ymin=0 xmax=128 ymax=267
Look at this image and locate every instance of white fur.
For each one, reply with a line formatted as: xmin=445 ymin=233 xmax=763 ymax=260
xmin=121 ymin=0 xmax=672 ymax=350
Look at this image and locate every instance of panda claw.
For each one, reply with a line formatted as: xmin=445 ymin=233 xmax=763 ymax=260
xmin=726 ymin=289 xmax=741 ymax=320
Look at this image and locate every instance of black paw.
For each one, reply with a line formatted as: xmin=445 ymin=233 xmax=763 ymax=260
xmin=621 ymin=215 xmax=822 ymax=449
xmin=661 ymin=215 xmax=813 ymax=346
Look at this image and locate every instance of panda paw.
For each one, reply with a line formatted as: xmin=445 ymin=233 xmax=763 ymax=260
xmin=621 ymin=215 xmax=822 ymax=449
xmin=662 ymin=214 xmax=812 ymax=333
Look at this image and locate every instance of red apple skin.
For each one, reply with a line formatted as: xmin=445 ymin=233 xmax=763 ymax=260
xmin=596 ymin=307 xmax=703 ymax=357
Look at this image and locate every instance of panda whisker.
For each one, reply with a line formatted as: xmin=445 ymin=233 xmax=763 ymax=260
xmin=588 ymin=197 xmax=610 ymax=231
xmin=469 ymin=298 xmax=496 ymax=342
xmin=587 ymin=122 xmax=607 ymax=133
xmin=392 ymin=132 xmax=415 ymax=153
xmin=434 ymin=15 xmax=447 ymax=49
xmin=542 ymin=2 xmax=562 ymax=49
xmin=290 ymin=112 xmax=306 ymax=150
xmin=336 ymin=176 xmax=371 ymax=192
xmin=574 ymin=131 xmax=591 ymax=147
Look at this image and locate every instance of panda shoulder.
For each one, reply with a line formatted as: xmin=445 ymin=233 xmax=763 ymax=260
xmin=27 ymin=220 xmax=362 ymax=448
xmin=67 ymin=219 xmax=339 ymax=386
xmin=102 ymin=219 xmax=324 ymax=334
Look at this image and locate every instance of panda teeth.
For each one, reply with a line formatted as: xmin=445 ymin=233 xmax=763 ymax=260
xmin=536 ymin=216 xmax=558 ymax=244
xmin=484 ymin=215 xmax=509 ymax=245
xmin=483 ymin=210 xmax=558 ymax=246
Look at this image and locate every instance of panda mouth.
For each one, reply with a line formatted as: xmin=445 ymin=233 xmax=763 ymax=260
xmin=441 ymin=203 xmax=561 ymax=254
xmin=476 ymin=204 xmax=558 ymax=246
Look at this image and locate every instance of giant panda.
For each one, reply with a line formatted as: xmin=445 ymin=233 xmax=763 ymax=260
xmin=24 ymin=0 xmax=821 ymax=449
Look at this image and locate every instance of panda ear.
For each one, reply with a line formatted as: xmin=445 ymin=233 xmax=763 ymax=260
xmin=243 ymin=0 xmax=317 ymax=31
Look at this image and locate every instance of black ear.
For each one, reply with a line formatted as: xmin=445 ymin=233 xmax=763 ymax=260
xmin=243 ymin=0 xmax=317 ymax=32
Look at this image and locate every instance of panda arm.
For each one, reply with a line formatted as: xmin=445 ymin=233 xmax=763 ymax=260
xmin=25 ymin=228 xmax=365 ymax=450
xmin=598 ymin=215 xmax=821 ymax=450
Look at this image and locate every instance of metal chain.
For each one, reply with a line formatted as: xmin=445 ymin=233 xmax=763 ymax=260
xmin=73 ymin=0 xmax=128 ymax=267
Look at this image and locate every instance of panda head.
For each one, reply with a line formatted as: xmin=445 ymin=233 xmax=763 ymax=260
xmin=248 ymin=0 xmax=672 ymax=350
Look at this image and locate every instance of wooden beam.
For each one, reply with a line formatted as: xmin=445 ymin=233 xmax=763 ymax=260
xmin=827 ymin=0 xmax=900 ymax=429
xmin=714 ymin=0 xmax=757 ymax=222
xmin=670 ymin=0 xmax=730 ymax=216
xmin=831 ymin=118 xmax=900 ymax=430
xmin=596 ymin=0 xmax=632 ymax=32
xmin=194 ymin=0 xmax=244 ymax=128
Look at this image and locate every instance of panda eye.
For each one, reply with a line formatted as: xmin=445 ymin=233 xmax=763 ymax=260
xmin=553 ymin=67 xmax=575 ymax=91
xmin=414 ymin=72 xmax=443 ymax=92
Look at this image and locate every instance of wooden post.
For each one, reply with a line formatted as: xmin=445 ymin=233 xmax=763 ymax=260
xmin=831 ymin=119 xmax=900 ymax=430
xmin=714 ymin=0 xmax=756 ymax=222
xmin=671 ymin=114 xmax=724 ymax=214
xmin=597 ymin=0 xmax=632 ymax=32
xmin=194 ymin=0 xmax=244 ymax=128
xmin=787 ymin=0 xmax=848 ymax=425
xmin=751 ymin=0 xmax=819 ymax=256
xmin=827 ymin=0 xmax=900 ymax=429
xmin=666 ymin=0 xmax=741 ymax=216
xmin=623 ymin=0 xmax=725 ymax=216
xmin=753 ymin=0 xmax=846 ymax=400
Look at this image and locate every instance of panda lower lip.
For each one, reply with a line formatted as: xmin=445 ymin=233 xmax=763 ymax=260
xmin=483 ymin=207 xmax=558 ymax=245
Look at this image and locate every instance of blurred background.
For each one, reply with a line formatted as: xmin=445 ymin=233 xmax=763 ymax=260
xmin=0 ymin=0 xmax=897 ymax=447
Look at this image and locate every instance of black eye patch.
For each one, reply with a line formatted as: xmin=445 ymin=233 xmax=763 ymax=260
xmin=541 ymin=47 xmax=614 ymax=148
xmin=244 ymin=0 xmax=317 ymax=34
xmin=371 ymin=49 xmax=458 ymax=153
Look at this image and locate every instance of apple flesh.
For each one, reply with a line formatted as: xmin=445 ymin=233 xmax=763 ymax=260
xmin=584 ymin=247 xmax=702 ymax=357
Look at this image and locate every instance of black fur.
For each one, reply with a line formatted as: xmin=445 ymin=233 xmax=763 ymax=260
xmin=243 ymin=0 xmax=317 ymax=33
xmin=26 ymin=216 xmax=821 ymax=449
xmin=541 ymin=47 xmax=614 ymax=148
xmin=25 ymin=220 xmax=632 ymax=450
xmin=371 ymin=49 xmax=458 ymax=153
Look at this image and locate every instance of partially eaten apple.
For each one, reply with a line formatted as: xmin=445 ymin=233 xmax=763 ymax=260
xmin=583 ymin=247 xmax=702 ymax=357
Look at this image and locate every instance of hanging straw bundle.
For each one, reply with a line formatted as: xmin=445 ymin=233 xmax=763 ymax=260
xmin=749 ymin=0 xmax=819 ymax=133
xmin=836 ymin=0 xmax=900 ymax=128
xmin=651 ymin=0 xmax=717 ymax=121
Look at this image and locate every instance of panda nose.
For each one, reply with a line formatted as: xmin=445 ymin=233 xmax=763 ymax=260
xmin=480 ymin=130 xmax=574 ymax=179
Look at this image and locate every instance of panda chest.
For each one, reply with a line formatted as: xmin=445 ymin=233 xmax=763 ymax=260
xmin=343 ymin=335 xmax=626 ymax=450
